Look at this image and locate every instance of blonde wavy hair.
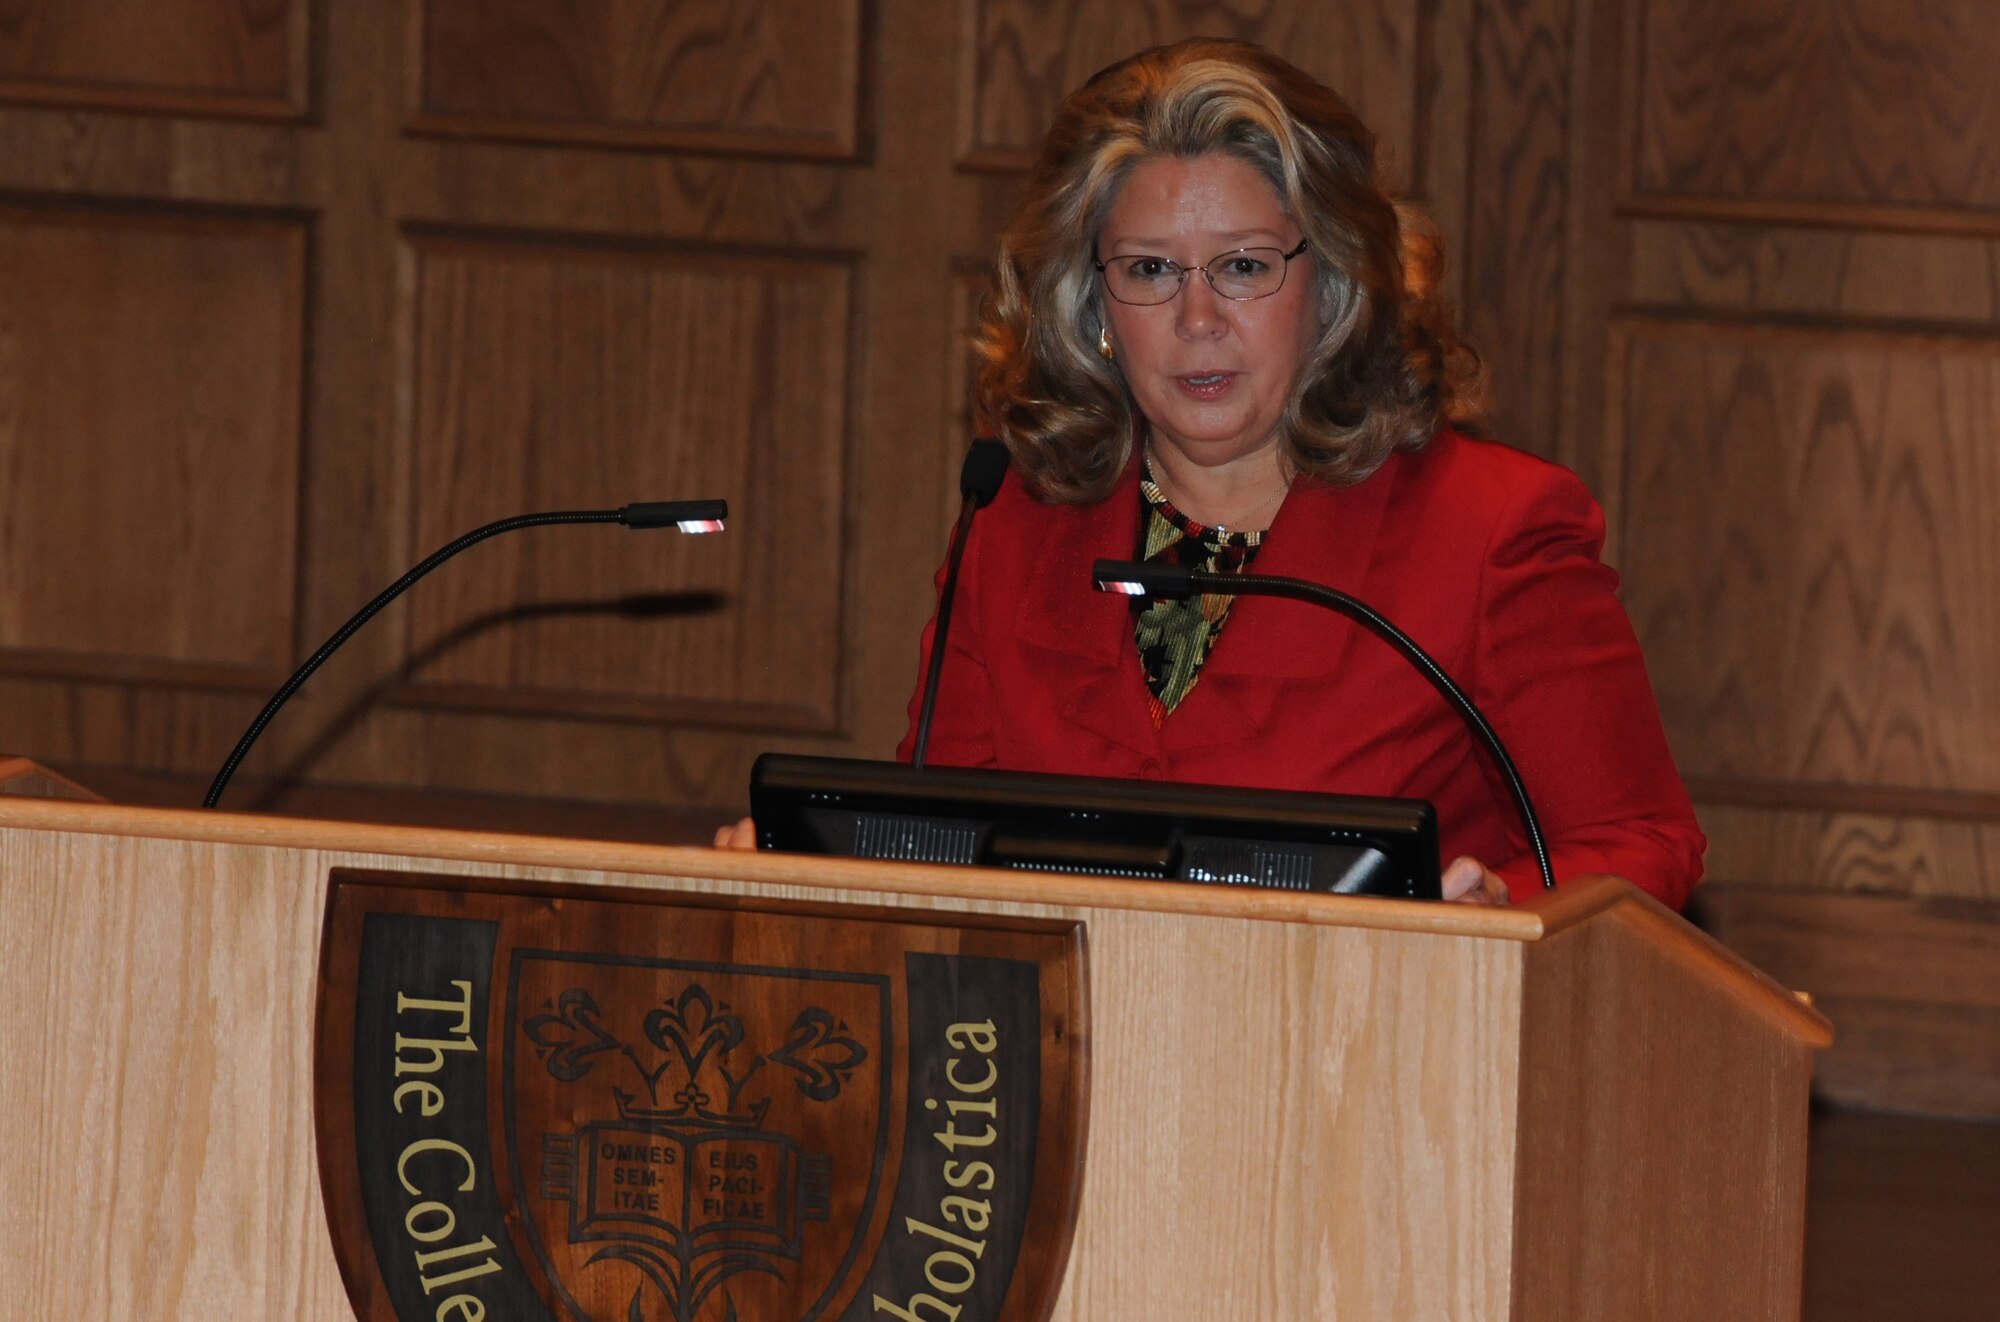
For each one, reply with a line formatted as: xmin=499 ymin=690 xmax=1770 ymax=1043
xmin=976 ymin=38 xmax=1483 ymax=502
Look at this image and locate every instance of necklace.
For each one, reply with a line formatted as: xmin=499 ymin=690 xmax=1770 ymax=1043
xmin=1143 ymin=447 xmax=1291 ymax=534
xmin=1212 ymin=483 xmax=1288 ymax=536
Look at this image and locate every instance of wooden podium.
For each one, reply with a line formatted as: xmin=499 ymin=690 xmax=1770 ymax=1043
xmin=0 ymin=789 xmax=1829 ymax=1320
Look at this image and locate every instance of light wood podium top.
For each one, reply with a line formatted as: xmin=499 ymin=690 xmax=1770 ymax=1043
xmin=0 ymin=790 xmax=1831 ymax=1320
xmin=0 ymin=793 xmax=1829 ymax=1046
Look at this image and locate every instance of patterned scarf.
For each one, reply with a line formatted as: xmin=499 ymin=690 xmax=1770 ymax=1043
xmin=1133 ymin=465 xmax=1265 ymax=724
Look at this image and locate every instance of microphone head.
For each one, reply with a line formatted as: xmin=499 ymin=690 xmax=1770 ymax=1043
xmin=622 ymin=499 xmax=728 ymax=532
xmin=1091 ymin=558 xmax=1195 ymax=599
xmin=960 ymin=438 xmax=1010 ymax=508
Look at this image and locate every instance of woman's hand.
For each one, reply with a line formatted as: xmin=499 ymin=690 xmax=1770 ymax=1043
xmin=1441 ymin=855 xmax=1509 ymax=906
xmin=712 ymin=816 xmax=758 ymax=850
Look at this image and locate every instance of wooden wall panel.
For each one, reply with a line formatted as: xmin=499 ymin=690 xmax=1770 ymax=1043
xmin=1630 ymin=220 xmax=2000 ymax=327
xmin=1696 ymin=805 xmax=2000 ymax=901
xmin=1459 ymin=0 xmax=1574 ymax=461
xmin=0 ymin=114 xmax=310 ymax=209
xmin=934 ymin=266 xmax=991 ymax=533
xmin=962 ymin=0 xmax=1421 ymax=179
xmin=412 ymin=0 xmax=865 ymax=158
xmin=399 ymin=235 xmax=854 ymax=731
xmin=1588 ymin=0 xmax=2000 ymax=1119
xmin=1634 ymin=0 xmax=2000 ymax=214
xmin=0 ymin=0 xmax=306 ymax=119
xmin=1612 ymin=321 xmax=2000 ymax=805
xmin=0 ymin=677 xmax=281 ymax=783
xmin=0 ymin=206 xmax=305 ymax=685
xmin=1697 ymin=886 xmax=2000 ymax=1116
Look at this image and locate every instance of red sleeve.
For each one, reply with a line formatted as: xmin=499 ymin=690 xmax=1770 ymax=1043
xmin=1472 ymin=466 xmax=1706 ymax=909
xmin=894 ymin=521 xmax=1000 ymax=768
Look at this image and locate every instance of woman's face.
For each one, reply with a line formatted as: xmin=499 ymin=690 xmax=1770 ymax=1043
xmin=1097 ymin=152 xmax=1322 ymax=475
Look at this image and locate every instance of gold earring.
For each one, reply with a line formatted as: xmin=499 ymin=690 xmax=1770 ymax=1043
xmin=1098 ymin=326 xmax=1116 ymax=361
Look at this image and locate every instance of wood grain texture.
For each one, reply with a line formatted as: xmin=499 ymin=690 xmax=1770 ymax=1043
xmin=1610 ymin=320 xmax=2000 ymax=802
xmin=1689 ymin=774 xmax=2000 ymax=826
xmin=0 ymin=205 xmax=305 ymax=684
xmin=0 ymin=829 xmax=345 ymax=1316
xmin=1634 ymin=0 xmax=2000 ymax=211
xmin=1047 ymin=919 xmax=1522 ymax=1320
xmin=1696 ymin=885 xmax=2000 ymax=1118
xmin=396 ymin=141 xmax=859 ymax=250
xmin=0 ymin=0 xmax=305 ymax=118
xmin=0 ymin=677 xmax=265 ymax=785
xmin=0 ymin=795 xmax=1571 ymax=938
xmin=237 ymin=1 xmax=976 ymax=808
xmin=399 ymin=233 xmax=854 ymax=730
xmin=314 ymin=874 xmax=1086 ymax=1322
xmin=940 ymin=264 xmax=993 ymax=532
xmin=1458 ymin=0 xmax=1573 ymax=462
xmin=413 ymin=0 xmax=864 ymax=158
xmin=1 ymin=813 xmax=1514 ymax=1321
xmin=66 ymin=760 xmax=724 ymax=843
xmin=1696 ymin=802 xmax=2000 ymax=901
xmin=0 ymin=112 xmax=311 ymax=205
xmin=1567 ymin=0 xmax=2000 ymax=1129
xmin=0 ymin=803 xmax=1827 ymax=1320
xmin=294 ymin=706 xmax=767 ymax=814
xmin=1512 ymin=899 xmax=1820 ymax=1320
xmin=1410 ymin=0 xmax=1475 ymax=311
xmin=1546 ymin=0 xmax=1629 ymax=504
xmin=0 ymin=755 xmax=102 ymax=801
xmin=1630 ymin=220 xmax=2000 ymax=328
xmin=0 ymin=0 xmax=1459 ymax=819
xmin=1621 ymin=193 xmax=2000 ymax=243
xmin=962 ymin=0 xmax=1421 ymax=181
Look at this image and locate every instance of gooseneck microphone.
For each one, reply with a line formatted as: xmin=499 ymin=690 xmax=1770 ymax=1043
xmin=203 ymin=500 xmax=728 ymax=809
xmin=911 ymin=440 xmax=1010 ymax=769
xmin=1092 ymin=558 xmax=1556 ymax=891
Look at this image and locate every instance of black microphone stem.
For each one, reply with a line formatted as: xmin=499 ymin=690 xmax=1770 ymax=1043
xmin=911 ymin=499 xmax=976 ymax=771
xmin=911 ymin=440 xmax=1009 ymax=770
xmin=204 ymin=501 xmax=725 ymax=809
xmin=1187 ymin=568 xmax=1555 ymax=891
xmin=1094 ymin=557 xmax=1555 ymax=892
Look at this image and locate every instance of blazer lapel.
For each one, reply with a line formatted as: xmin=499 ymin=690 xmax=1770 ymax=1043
xmin=1163 ymin=457 xmax=1400 ymax=755
xmin=1006 ymin=451 xmax=1405 ymax=764
xmin=1012 ymin=462 xmax=1162 ymax=762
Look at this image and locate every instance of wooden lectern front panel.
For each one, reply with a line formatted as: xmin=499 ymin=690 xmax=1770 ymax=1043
xmin=3 ymin=803 xmax=1826 ymax=1319
xmin=1512 ymin=901 xmax=1822 ymax=1320
xmin=1046 ymin=918 xmax=1522 ymax=1319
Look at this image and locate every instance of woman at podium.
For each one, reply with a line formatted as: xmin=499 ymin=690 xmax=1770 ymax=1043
xmin=886 ymin=39 xmax=1704 ymax=910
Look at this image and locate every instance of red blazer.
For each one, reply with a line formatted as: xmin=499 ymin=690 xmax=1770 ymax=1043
xmin=898 ymin=430 xmax=1705 ymax=909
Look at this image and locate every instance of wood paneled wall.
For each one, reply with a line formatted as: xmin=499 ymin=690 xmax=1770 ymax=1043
xmin=0 ymin=0 xmax=306 ymax=118
xmin=0 ymin=207 xmax=305 ymax=684
xmin=0 ymin=0 xmax=1993 ymax=1103
xmin=0 ymin=0 xmax=899 ymax=811
xmin=1567 ymin=1 xmax=2000 ymax=907
xmin=1568 ymin=1 xmax=2000 ymax=1112
xmin=0 ymin=0 xmax=1451 ymax=813
xmin=414 ymin=2 xmax=866 ymax=157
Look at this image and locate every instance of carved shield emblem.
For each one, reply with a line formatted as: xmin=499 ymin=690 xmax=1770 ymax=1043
xmin=510 ymin=956 xmax=884 ymax=1320
xmin=316 ymin=871 xmax=1086 ymax=1322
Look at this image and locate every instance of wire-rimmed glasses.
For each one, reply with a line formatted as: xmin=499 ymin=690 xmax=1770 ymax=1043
xmin=1095 ymin=237 xmax=1310 ymax=305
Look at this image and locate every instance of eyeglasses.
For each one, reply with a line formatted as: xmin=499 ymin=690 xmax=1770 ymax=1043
xmin=1095 ymin=238 xmax=1310 ymax=306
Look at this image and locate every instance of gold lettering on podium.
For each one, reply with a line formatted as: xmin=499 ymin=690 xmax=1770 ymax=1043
xmin=873 ymin=1019 xmax=1001 ymax=1320
xmin=389 ymin=978 xmax=510 ymax=1319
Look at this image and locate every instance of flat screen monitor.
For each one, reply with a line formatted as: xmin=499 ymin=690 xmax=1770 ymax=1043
xmin=750 ymin=754 xmax=1441 ymax=900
